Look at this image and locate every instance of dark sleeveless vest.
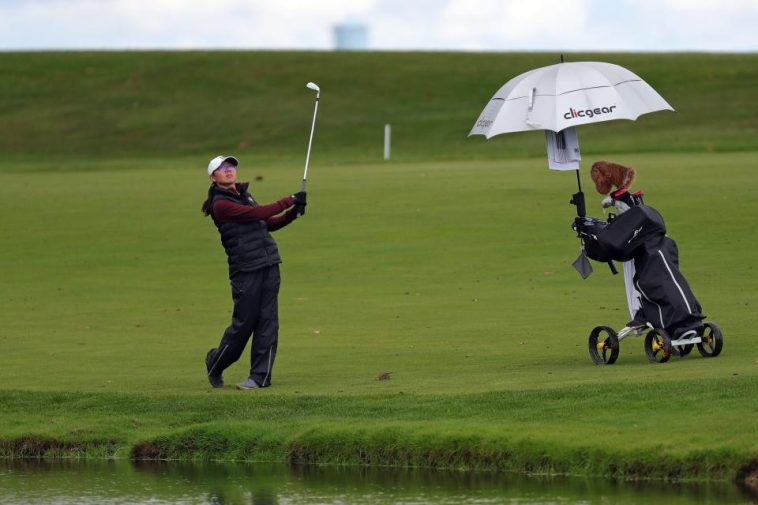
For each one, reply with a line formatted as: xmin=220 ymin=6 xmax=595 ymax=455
xmin=209 ymin=183 xmax=282 ymax=277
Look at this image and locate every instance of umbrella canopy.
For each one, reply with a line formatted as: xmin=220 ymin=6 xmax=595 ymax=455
xmin=469 ymin=61 xmax=673 ymax=138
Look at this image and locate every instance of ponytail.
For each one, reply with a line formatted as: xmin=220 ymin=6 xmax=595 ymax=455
xmin=201 ymin=184 xmax=215 ymax=216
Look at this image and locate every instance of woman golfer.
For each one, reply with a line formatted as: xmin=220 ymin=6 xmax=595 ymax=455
xmin=202 ymin=155 xmax=306 ymax=390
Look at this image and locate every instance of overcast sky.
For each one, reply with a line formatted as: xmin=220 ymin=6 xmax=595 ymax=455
xmin=0 ymin=0 xmax=756 ymax=52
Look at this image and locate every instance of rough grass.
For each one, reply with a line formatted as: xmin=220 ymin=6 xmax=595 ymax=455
xmin=0 ymin=51 xmax=756 ymax=165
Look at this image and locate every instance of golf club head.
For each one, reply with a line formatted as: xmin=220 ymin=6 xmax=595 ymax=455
xmin=306 ymin=82 xmax=320 ymax=93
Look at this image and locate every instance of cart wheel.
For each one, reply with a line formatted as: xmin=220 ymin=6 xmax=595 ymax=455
xmin=644 ymin=329 xmax=672 ymax=363
xmin=676 ymin=344 xmax=694 ymax=357
xmin=588 ymin=326 xmax=619 ymax=365
xmin=697 ymin=322 xmax=723 ymax=358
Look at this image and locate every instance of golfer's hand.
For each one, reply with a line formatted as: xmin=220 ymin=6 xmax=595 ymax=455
xmin=295 ymin=203 xmax=306 ymax=217
xmin=293 ymin=191 xmax=307 ymax=206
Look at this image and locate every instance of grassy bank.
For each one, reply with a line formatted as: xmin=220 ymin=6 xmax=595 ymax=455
xmin=1 ymin=378 xmax=755 ymax=481
xmin=1 ymin=152 xmax=756 ymax=482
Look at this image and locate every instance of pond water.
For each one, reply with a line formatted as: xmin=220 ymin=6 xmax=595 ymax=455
xmin=0 ymin=459 xmax=755 ymax=505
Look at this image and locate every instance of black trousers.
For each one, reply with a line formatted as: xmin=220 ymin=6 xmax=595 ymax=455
xmin=207 ymin=265 xmax=280 ymax=386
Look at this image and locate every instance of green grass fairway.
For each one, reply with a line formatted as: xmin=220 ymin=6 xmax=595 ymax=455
xmin=1 ymin=151 xmax=756 ymax=480
xmin=1 ymin=49 xmax=756 ymax=481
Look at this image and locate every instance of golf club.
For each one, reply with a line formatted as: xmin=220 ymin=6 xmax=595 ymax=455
xmin=301 ymin=82 xmax=320 ymax=193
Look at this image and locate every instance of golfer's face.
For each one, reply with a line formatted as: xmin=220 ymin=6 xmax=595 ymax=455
xmin=212 ymin=163 xmax=237 ymax=185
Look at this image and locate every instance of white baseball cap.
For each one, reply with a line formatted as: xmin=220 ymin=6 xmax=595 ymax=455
xmin=207 ymin=155 xmax=239 ymax=175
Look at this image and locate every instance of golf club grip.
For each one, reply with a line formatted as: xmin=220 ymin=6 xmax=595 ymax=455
xmin=296 ymin=178 xmax=306 ymax=217
xmin=608 ymin=261 xmax=618 ymax=275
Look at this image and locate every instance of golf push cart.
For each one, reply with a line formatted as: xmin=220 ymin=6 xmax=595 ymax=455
xmin=570 ymin=186 xmax=723 ymax=365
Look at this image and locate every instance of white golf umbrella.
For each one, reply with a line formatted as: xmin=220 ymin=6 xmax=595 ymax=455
xmin=468 ymin=60 xmax=674 ymax=278
xmin=469 ymin=61 xmax=673 ymax=137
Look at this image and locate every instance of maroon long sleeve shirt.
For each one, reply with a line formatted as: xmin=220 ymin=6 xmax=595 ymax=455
xmin=213 ymin=192 xmax=296 ymax=232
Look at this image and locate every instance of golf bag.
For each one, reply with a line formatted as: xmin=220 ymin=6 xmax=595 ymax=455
xmin=575 ymin=204 xmax=705 ymax=336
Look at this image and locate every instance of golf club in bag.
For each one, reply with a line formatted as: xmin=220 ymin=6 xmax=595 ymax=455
xmin=569 ymin=169 xmax=618 ymax=277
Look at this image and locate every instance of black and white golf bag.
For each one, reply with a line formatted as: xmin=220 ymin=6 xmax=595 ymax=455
xmin=576 ymin=194 xmax=705 ymax=336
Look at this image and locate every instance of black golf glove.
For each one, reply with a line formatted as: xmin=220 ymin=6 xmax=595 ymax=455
xmin=572 ymin=217 xmax=586 ymax=234
xmin=293 ymin=191 xmax=307 ymax=206
xmin=295 ymin=203 xmax=306 ymax=217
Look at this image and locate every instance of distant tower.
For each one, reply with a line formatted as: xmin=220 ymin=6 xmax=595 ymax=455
xmin=333 ymin=22 xmax=368 ymax=51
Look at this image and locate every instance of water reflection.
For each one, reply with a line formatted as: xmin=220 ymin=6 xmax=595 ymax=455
xmin=0 ymin=458 xmax=754 ymax=505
